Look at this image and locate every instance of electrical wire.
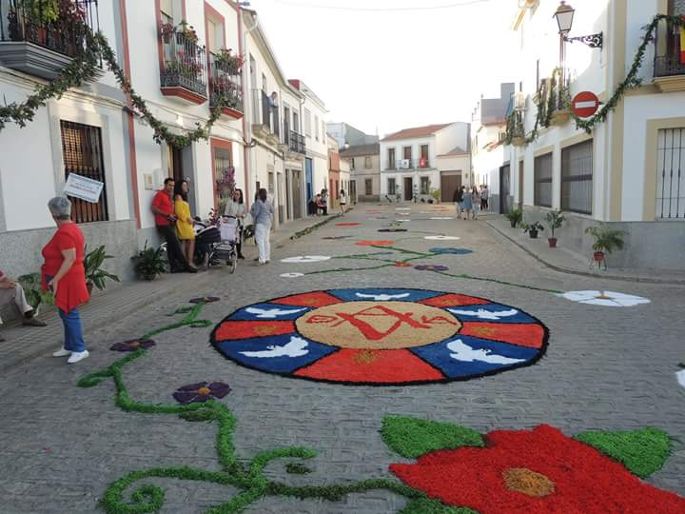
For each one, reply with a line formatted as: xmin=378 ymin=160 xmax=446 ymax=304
xmin=269 ymin=0 xmax=494 ymax=12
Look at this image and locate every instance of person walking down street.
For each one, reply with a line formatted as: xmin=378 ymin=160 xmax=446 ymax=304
xmin=471 ymin=186 xmax=481 ymax=220
xmin=0 ymin=270 xmax=47 ymax=342
xmin=152 ymin=178 xmax=196 ymax=274
xmin=461 ymin=186 xmax=473 ymax=220
xmin=320 ymin=189 xmax=329 ymax=215
xmin=224 ymin=188 xmax=246 ymax=259
xmin=453 ymin=186 xmax=464 ymax=218
xmin=250 ymin=188 xmax=274 ymax=264
xmin=174 ymin=180 xmax=197 ymax=270
xmin=480 ymin=185 xmax=489 ymax=211
xmin=339 ymin=189 xmax=347 ymax=215
xmin=41 ymin=196 xmax=90 ymax=364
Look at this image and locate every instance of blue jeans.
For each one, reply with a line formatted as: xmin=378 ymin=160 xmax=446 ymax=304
xmin=59 ymin=308 xmax=86 ymax=352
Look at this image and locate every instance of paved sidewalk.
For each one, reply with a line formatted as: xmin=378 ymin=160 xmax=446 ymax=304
xmin=486 ymin=216 xmax=685 ymax=285
xmin=0 ymin=213 xmax=341 ymax=372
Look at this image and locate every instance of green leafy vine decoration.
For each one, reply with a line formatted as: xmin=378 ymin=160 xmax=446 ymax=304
xmin=78 ymin=300 xmax=425 ymax=513
xmin=505 ymin=14 xmax=683 ymax=144
xmin=0 ymin=24 xmax=237 ymax=147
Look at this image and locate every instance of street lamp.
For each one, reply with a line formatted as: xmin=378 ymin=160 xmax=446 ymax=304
xmin=553 ymin=1 xmax=603 ymax=48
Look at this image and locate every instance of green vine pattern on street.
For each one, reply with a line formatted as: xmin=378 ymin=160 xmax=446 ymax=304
xmin=78 ymin=300 xmax=425 ymax=514
xmin=504 ymin=14 xmax=684 ymax=145
xmin=0 ymin=25 xmax=237 ymax=147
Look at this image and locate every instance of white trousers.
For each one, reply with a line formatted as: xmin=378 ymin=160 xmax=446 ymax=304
xmin=255 ymin=222 xmax=271 ymax=263
xmin=0 ymin=283 xmax=32 ymax=324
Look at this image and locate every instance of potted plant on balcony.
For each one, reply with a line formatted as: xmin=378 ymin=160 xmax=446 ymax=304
xmin=214 ymin=48 xmax=244 ymax=75
xmin=505 ymin=207 xmax=523 ymax=228
xmin=14 ymin=0 xmax=59 ymax=45
xmin=545 ymin=209 xmax=565 ymax=248
xmin=160 ymin=22 xmax=175 ymax=43
xmin=522 ymin=220 xmax=544 ymax=239
xmin=178 ymin=19 xmax=199 ymax=44
xmin=585 ymin=224 xmax=625 ymax=269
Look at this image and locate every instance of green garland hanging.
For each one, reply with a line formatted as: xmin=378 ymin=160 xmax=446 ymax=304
xmin=505 ymin=14 xmax=683 ymax=144
xmin=0 ymin=23 xmax=238 ymax=148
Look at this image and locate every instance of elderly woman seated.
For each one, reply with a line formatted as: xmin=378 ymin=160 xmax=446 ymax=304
xmin=0 ymin=270 xmax=47 ymax=342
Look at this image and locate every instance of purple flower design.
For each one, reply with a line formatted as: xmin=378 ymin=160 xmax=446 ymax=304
xmin=189 ymin=296 xmax=221 ymax=304
xmin=414 ymin=264 xmax=449 ymax=272
xmin=429 ymin=247 xmax=474 ymax=255
xmin=173 ymin=382 xmax=231 ymax=404
xmin=110 ymin=339 xmax=156 ymax=352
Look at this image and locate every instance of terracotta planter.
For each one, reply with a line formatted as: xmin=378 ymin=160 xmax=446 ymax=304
xmin=550 ymin=109 xmax=571 ymax=126
xmin=548 ymin=237 xmax=557 ymax=248
xmin=511 ymin=136 xmax=526 ymax=147
xmin=593 ymin=251 xmax=605 ymax=262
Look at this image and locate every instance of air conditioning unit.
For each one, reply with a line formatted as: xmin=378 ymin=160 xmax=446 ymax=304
xmin=399 ymin=159 xmax=410 ymax=169
xmin=514 ymin=92 xmax=527 ymax=112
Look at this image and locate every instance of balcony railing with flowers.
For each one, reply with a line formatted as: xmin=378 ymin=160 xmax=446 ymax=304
xmin=654 ymin=17 xmax=685 ymax=78
xmin=208 ymin=50 xmax=243 ymax=117
xmin=0 ymin=0 xmax=99 ymax=78
xmin=160 ymin=23 xmax=207 ymax=102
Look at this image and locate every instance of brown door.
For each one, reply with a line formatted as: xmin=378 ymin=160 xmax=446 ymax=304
xmin=403 ymin=177 xmax=413 ymax=201
xmin=518 ymin=160 xmax=524 ymax=209
xmin=292 ymin=170 xmax=302 ymax=218
xmin=440 ymin=173 xmax=461 ymax=202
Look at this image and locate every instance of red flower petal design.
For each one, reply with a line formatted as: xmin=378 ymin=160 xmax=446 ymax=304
xmin=390 ymin=424 xmax=685 ymax=513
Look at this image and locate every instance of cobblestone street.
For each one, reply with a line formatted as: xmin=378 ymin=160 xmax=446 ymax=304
xmin=1 ymin=204 xmax=684 ymax=514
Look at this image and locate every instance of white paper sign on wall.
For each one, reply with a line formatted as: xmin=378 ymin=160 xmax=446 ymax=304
xmin=64 ymin=173 xmax=104 ymax=203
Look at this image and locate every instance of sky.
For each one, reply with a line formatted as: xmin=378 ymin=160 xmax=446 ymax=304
xmin=250 ymin=0 xmax=521 ymax=138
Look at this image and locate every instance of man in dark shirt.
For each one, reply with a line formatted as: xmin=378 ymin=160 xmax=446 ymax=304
xmin=151 ymin=178 xmax=196 ymax=273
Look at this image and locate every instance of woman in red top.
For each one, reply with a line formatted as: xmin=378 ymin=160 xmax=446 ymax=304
xmin=42 ymin=196 xmax=90 ymax=364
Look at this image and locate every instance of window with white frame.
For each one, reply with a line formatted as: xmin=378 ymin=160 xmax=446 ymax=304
xmin=561 ymin=140 xmax=593 ymax=214
xmin=364 ymin=156 xmax=372 ymax=169
xmin=314 ymin=115 xmax=319 ymax=141
xmin=365 ymin=179 xmax=372 ymax=196
xmin=304 ymin=109 xmax=311 ymax=136
xmin=656 ymin=127 xmax=685 ymax=219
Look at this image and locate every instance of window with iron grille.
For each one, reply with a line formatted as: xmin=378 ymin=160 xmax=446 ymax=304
xmin=60 ymin=121 xmax=108 ymax=223
xmin=388 ymin=178 xmax=396 ymax=195
xmin=365 ymin=179 xmax=372 ymax=195
xmin=420 ymin=176 xmax=430 ymax=195
xmin=561 ymin=140 xmax=593 ymax=214
xmin=656 ymin=127 xmax=685 ymax=219
xmin=534 ymin=153 xmax=553 ymax=207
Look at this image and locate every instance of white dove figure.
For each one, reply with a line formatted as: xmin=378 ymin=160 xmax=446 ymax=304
xmin=244 ymin=307 xmax=307 ymax=319
xmin=240 ymin=336 xmax=309 ymax=358
xmin=447 ymin=308 xmax=518 ymax=321
xmin=355 ymin=292 xmax=411 ymax=301
xmin=446 ymin=339 xmax=526 ymax=365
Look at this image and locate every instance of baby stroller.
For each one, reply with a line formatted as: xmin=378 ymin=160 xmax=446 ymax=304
xmin=213 ymin=215 xmax=239 ymax=273
xmin=194 ymin=222 xmax=221 ymax=268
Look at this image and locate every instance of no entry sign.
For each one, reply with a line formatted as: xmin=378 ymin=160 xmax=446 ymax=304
xmin=571 ymin=91 xmax=600 ymax=118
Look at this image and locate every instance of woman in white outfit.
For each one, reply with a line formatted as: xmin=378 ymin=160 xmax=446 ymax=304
xmin=224 ymin=189 xmax=246 ymax=259
xmin=250 ymin=188 xmax=274 ymax=264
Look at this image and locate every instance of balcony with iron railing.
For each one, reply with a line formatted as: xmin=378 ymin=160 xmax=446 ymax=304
xmin=288 ymin=129 xmax=305 ymax=154
xmin=208 ymin=50 xmax=242 ymax=119
xmin=0 ymin=0 xmax=99 ymax=79
xmin=384 ymin=158 xmax=432 ymax=171
xmin=160 ymin=27 xmax=207 ymax=104
xmin=653 ymin=17 xmax=685 ymax=92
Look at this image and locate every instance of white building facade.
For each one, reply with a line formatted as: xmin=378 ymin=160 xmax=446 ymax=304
xmin=501 ymin=0 xmax=685 ymax=270
xmin=380 ymin=123 xmax=471 ymax=203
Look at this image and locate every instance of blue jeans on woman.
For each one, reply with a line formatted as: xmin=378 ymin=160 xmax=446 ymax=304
xmin=59 ymin=308 xmax=86 ymax=352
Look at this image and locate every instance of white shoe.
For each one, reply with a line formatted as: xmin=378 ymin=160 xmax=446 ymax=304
xmin=52 ymin=348 xmax=71 ymax=357
xmin=67 ymin=350 xmax=89 ymax=364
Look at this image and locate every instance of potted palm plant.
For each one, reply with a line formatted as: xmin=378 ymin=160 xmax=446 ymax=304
xmin=505 ymin=208 xmax=523 ymax=228
xmin=585 ymin=224 xmax=625 ymax=269
xmin=132 ymin=242 xmax=166 ymax=281
xmin=522 ymin=221 xmax=544 ymax=239
xmin=84 ymin=245 xmax=120 ymax=294
xmin=545 ymin=210 xmax=565 ymax=248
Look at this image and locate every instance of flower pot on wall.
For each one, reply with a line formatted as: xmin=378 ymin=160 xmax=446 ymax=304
xmin=593 ymin=251 xmax=605 ymax=262
xmin=548 ymin=237 xmax=558 ymax=248
xmin=550 ymin=109 xmax=570 ymax=126
xmin=511 ymin=136 xmax=526 ymax=147
xmin=529 ymin=229 xmax=539 ymax=239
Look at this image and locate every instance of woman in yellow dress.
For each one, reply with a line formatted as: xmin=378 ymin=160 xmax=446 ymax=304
xmin=174 ymin=180 xmax=197 ymax=270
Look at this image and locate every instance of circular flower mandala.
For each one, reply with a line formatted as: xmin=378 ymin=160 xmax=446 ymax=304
xmin=173 ymin=382 xmax=231 ymax=404
xmin=210 ymin=288 xmax=547 ymax=385
xmin=424 ymin=235 xmax=460 ymax=241
xmin=280 ymin=255 xmax=332 ymax=263
xmin=559 ymin=290 xmax=650 ymax=307
xmin=110 ymin=339 xmax=156 ymax=352
xmin=390 ymin=424 xmax=685 ymax=513
xmin=280 ymin=272 xmax=304 ymax=278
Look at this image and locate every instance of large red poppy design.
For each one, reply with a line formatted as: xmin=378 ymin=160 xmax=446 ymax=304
xmin=390 ymin=424 xmax=685 ymax=513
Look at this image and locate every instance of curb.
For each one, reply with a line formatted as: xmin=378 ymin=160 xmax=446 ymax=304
xmin=485 ymin=220 xmax=685 ymax=286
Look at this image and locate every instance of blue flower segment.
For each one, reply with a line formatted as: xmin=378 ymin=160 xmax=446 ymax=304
xmin=210 ymin=289 xmax=548 ymax=386
xmin=429 ymin=248 xmax=474 ymax=255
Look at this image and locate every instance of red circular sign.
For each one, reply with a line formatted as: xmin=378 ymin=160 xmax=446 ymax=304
xmin=571 ymin=91 xmax=600 ymax=118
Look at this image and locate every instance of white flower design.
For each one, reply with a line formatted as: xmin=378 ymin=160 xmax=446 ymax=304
xmin=280 ymin=272 xmax=304 ymax=278
xmin=429 ymin=217 xmax=454 ymax=220
xmin=280 ymin=255 xmax=332 ymax=263
xmin=558 ymin=290 xmax=651 ymax=307
xmin=396 ymin=219 xmax=411 ymax=222
xmin=424 ymin=235 xmax=461 ymax=241
xmin=676 ymin=369 xmax=685 ymax=389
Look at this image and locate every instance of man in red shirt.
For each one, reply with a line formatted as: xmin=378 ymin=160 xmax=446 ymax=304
xmin=151 ymin=178 xmax=196 ymax=273
xmin=0 ymin=270 xmax=47 ymax=342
